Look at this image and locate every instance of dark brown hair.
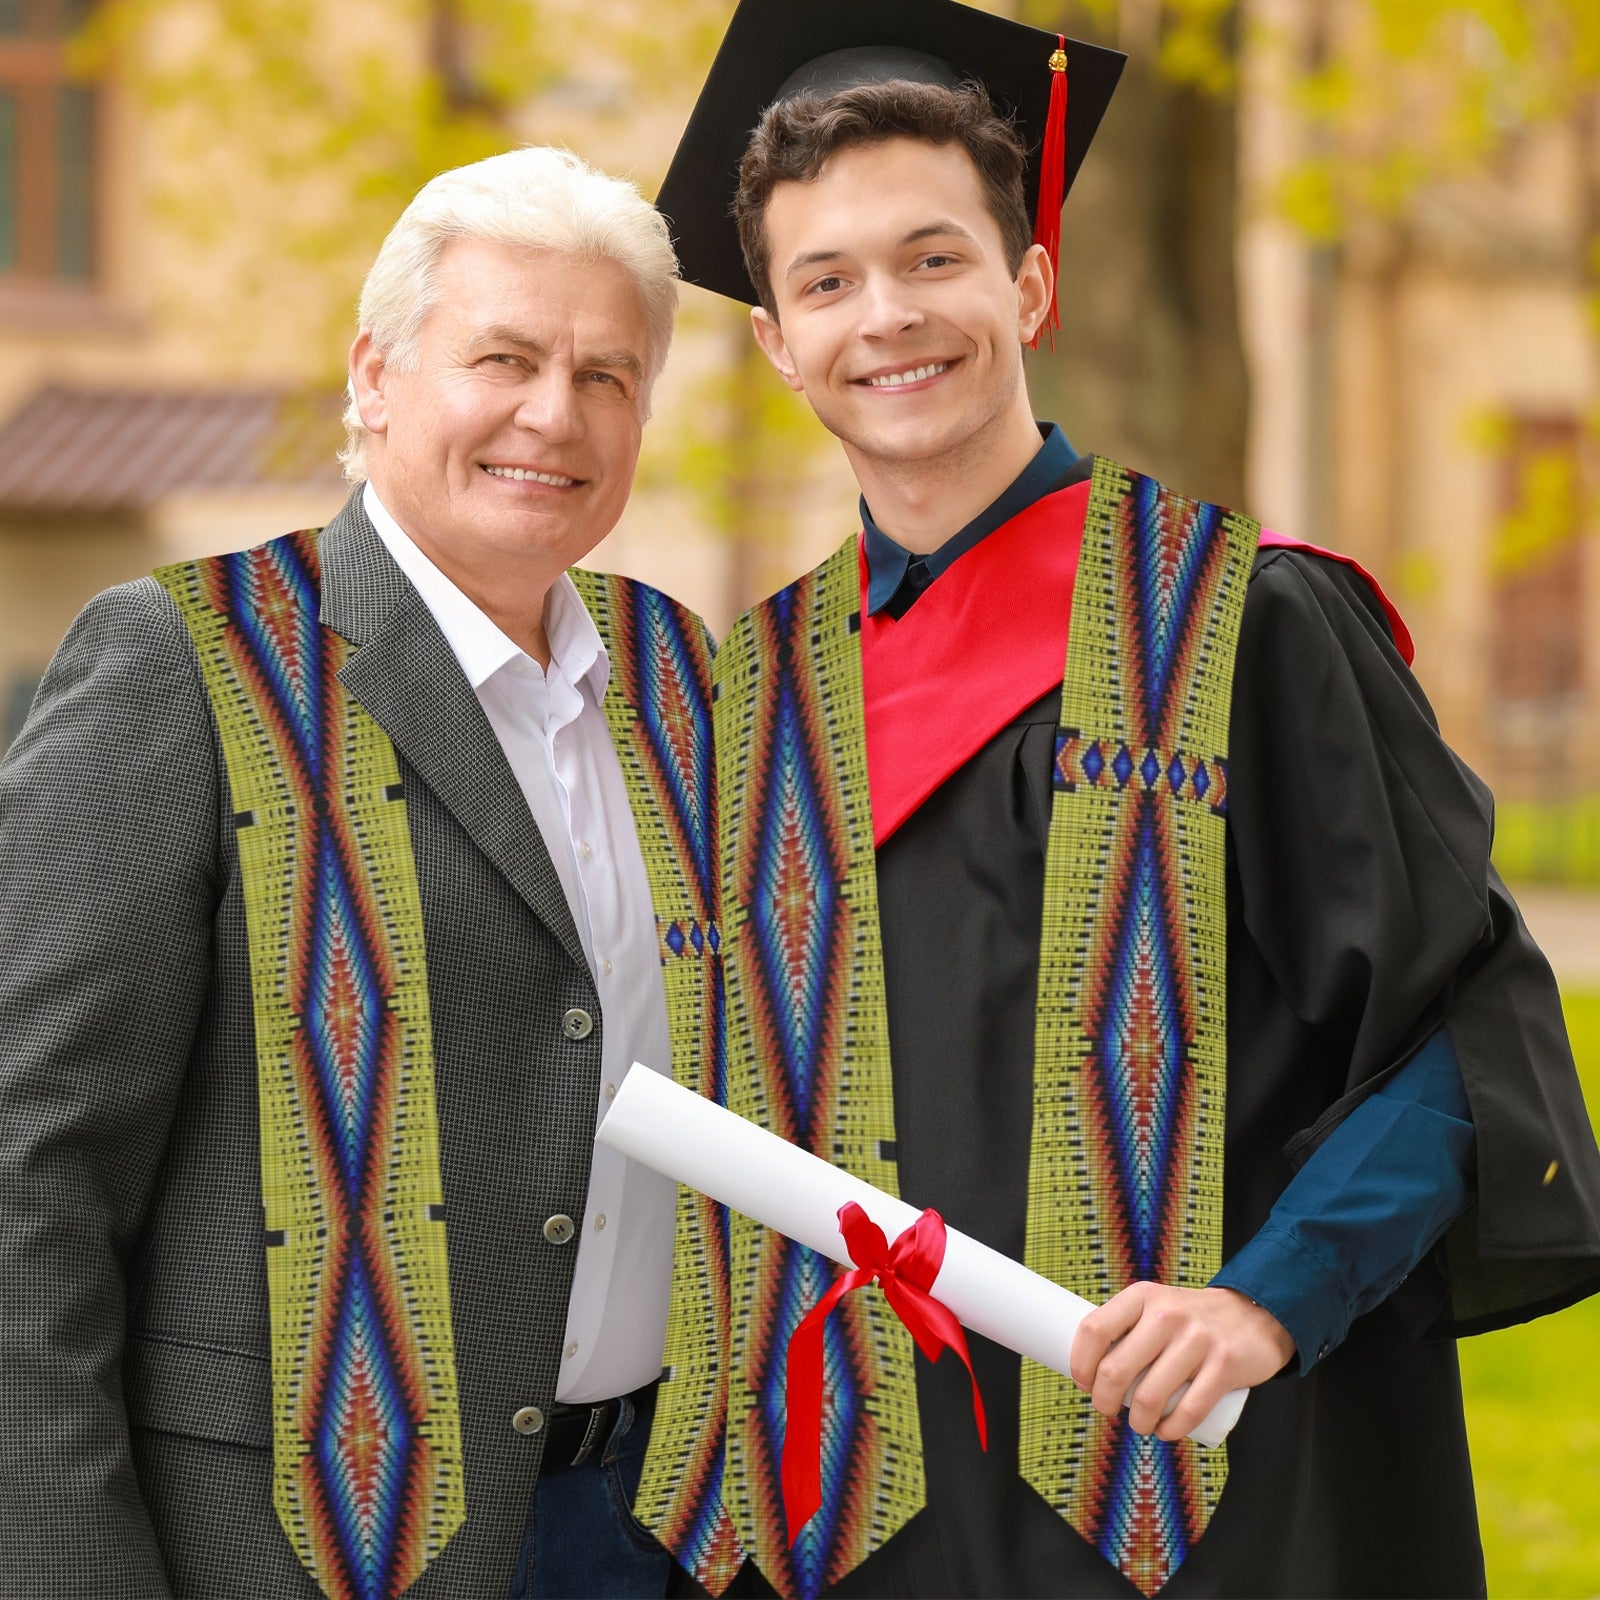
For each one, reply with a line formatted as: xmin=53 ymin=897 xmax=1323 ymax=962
xmin=735 ymin=79 xmax=1032 ymax=315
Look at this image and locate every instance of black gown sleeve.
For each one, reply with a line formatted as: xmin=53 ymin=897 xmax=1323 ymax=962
xmin=1228 ymin=547 xmax=1600 ymax=1334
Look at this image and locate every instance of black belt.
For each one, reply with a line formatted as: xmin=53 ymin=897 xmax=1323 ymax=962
xmin=543 ymin=1376 xmax=659 ymax=1470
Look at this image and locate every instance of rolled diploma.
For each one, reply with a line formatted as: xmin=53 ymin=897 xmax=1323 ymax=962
xmin=598 ymin=1063 xmax=1245 ymax=1447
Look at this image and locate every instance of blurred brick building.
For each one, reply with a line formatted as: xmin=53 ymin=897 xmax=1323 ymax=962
xmin=0 ymin=0 xmax=348 ymax=742
xmin=0 ymin=0 xmax=850 ymax=748
xmin=4 ymin=0 xmax=1598 ymax=868
xmin=1238 ymin=0 xmax=1599 ymax=867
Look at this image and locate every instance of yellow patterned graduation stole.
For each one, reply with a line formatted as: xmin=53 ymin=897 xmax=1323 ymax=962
xmin=1020 ymin=459 xmax=1256 ymax=1596
xmin=569 ymin=570 xmax=745 ymax=1592
xmin=156 ymin=532 xmax=464 ymax=1600
xmin=660 ymin=459 xmax=1254 ymax=1599
xmin=714 ymin=545 xmax=923 ymax=1600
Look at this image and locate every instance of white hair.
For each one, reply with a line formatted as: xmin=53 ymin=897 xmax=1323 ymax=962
xmin=340 ymin=145 xmax=679 ymax=482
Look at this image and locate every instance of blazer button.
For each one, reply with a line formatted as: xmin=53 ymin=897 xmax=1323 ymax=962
xmin=543 ymin=1214 xmax=576 ymax=1245
xmin=561 ymin=1007 xmax=594 ymax=1040
xmin=512 ymin=1405 xmax=545 ymax=1436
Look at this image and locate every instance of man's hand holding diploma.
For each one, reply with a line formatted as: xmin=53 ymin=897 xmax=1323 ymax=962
xmin=1071 ymin=1283 xmax=1296 ymax=1441
xmin=595 ymin=1064 xmax=1250 ymax=1446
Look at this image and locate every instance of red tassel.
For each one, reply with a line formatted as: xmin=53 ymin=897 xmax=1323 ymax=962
xmin=1029 ymin=37 xmax=1069 ymax=352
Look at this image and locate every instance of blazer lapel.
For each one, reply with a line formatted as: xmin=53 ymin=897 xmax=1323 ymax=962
xmin=317 ymin=492 xmax=589 ymax=973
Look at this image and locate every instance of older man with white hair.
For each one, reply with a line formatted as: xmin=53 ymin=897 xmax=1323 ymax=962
xmin=0 ymin=146 xmax=711 ymax=1600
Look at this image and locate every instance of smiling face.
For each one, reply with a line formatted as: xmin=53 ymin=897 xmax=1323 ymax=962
xmin=750 ymin=136 xmax=1050 ymax=481
xmin=352 ymin=236 xmax=652 ymax=598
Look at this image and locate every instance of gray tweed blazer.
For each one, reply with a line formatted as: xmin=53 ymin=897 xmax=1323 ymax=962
xmin=0 ymin=494 xmax=656 ymax=1597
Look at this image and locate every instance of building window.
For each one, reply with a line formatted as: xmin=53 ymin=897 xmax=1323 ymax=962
xmin=0 ymin=0 xmax=97 ymax=284
xmin=1489 ymin=416 xmax=1588 ymax=707
xmin=1486 ymin=414 xmax=1594 ymax=810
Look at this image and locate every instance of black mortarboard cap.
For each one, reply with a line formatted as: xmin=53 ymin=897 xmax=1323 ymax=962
xmin=658 ymin=0 xmax=1127 ymax=309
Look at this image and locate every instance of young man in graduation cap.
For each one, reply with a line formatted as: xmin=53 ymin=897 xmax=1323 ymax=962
xmin=633 ymin=2 xmax=1600 ymax=1596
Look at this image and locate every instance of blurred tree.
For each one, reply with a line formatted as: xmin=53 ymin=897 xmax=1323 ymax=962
xmin=1015 ymin=0 xmax=1599 ymax=534
xmin=1019 ymin=0 xmax=1250 ymax=507
xmin=73 ymin=0 xmax=724 ymax=357
xmin=72 ymin=0 xmax=1600 ymax=600
xmin=72 ymin=0 xmax=832 ymax=619
xmin=639 ymin=303 xmax=839 ymax=617
xmin=1270 ymin=1 xmax=1600 ymax=247
xmin=1276 ymin=0 xmax=1600 ymax=577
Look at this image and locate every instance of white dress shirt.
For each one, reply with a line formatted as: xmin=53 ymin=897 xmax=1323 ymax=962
xmin=364 ymin=483 xmax=675 ymax=1404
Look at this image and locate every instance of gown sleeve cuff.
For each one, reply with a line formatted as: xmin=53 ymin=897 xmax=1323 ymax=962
xmin=1211 ymin=1225 xmax=1351 ymax=1376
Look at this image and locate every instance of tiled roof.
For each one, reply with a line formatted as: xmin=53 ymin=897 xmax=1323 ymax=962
xmin=0 ymin=385 xmax=347 ymax=512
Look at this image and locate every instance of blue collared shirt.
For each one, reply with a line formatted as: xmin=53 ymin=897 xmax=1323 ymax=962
xmin=863 ymin=423 xmax=1081 ymax=617
xmin=1212 ymin=1029 xmax=1474 ymax=1370
xmin=860 ymin=423 xmax=1477 ymax=1370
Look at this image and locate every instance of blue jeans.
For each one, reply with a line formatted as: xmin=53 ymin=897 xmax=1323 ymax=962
xmin=509 ymin=1389 xmax=672 ymax=1599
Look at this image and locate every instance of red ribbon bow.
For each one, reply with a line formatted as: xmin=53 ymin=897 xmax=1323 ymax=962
xmin=781 ymin=1203 xmax=988 ymax=1544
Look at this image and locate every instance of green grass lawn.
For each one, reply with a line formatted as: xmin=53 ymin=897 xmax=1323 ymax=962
xmin=1460 ymin=990 xmax=1600 ymax=1597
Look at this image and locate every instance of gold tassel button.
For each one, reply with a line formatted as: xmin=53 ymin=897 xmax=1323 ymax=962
xmin=1049 ymin=47 xmax=1068 ymax=72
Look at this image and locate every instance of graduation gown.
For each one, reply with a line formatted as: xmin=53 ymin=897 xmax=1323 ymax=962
xmin=714 ymin=532 xmax=1600 ymax=1599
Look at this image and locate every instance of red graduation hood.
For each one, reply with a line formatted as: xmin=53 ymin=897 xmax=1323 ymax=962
xmin=859 ymin=485 xmax=1413 ymax=847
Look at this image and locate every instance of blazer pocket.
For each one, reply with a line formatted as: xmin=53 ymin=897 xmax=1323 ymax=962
xmin=125 ymin=1330 xmax=273 ymax=1451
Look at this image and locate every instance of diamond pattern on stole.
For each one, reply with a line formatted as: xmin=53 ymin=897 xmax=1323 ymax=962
xmin=714 ymin=548 xmax=923 ymax=1600
xmin=156 ymin=532 xmax=464 ymax=1600
xmin=569 ymin=570 xmax=744 ymax=1594
xmin=1020 ymin=460 xmax=1256 ymax=1597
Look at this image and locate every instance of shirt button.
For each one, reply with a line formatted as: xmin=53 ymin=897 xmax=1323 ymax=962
xmin=603 ymin=1083 xmax=617 ymax=1102
xmin=601 ymin=959 xmax=613 ymax=976
xmin=511 ymin=1405 xmax=545 ymax=1435
xmin=561 ymin=1007 xmax=593 ymax=1040
xmin=581 ymin=841 xmax=594 ymax=859
xmin=543 ymin=1214 xmax=576 ymax=1245
xmin=564 ymin=1341 xmax=579 ymax=1360
xmin=594 ymin=1213 xmax=607 ymax=1232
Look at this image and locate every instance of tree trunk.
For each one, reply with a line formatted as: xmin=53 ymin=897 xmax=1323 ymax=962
xmin=1027 ymin=11 xmax=1250 ymax=510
